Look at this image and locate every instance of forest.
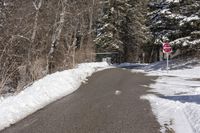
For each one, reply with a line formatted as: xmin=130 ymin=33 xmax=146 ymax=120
xmin=0 ymin=0 xmax=200 ymax=94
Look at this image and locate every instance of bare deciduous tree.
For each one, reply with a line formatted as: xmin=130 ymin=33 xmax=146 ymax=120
xmin=0 ymin=0 xmax=102 ymax=94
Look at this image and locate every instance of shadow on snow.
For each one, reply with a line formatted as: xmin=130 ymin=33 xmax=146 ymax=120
xmin=159 ymin=95 xmax=200 ymax=104
xmin=116 ymin=64 xmax=147 ymax=70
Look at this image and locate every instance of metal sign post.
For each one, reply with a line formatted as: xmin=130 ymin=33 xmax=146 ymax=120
xmin=166 ymin=53 xmax=169 ymax=73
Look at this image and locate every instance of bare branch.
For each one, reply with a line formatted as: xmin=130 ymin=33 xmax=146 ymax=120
xmin=33 ymin=1 xmax=38 ymax=10
xmin=32 ymin=0 xmax=43 ymax=10
xmin=10 ymin=35 xmax=31 ymax=42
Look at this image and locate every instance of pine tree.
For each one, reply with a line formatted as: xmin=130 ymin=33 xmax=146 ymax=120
xmin=148 ymin=0 xmax=200 ymax=59
xmin=95 ymin=0 xmax=125 ymax=53
xmin=95 ymin=0 xmax=151 ymax=62
xmin=124 ymin=0 xmax=151 ymax=62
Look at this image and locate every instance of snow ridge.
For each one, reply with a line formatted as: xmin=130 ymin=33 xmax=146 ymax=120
xmin=0 ymin=62 xmax=109 ymax=131
xmin=132 ymin=60 xmax=200 ymax=133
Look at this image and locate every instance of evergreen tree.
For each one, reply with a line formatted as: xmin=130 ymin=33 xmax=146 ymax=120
xmin=95 ymin=0 xmax=151 ymax=62
xmin=148 ymin=0 xmax=200 ymax=59
xmin=124 ymin=0 xmax=151 ymax=62
xmin=95 ymin=0 xmax=125 ymax=53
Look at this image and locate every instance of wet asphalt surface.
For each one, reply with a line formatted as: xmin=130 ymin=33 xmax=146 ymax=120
xmin=1 ymin=68 xmax=160 ymax=133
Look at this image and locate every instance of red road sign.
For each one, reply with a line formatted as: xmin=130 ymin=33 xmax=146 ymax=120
xmin=163 ymin=42 xmax=172 ymax=53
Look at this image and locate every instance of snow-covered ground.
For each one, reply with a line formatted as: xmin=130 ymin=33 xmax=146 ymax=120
xmin=1 ymin=59 xmax=200 ymax=133
xmin=0 ymin=62 xmax=110 ymax=131
xmin=132 ymin=59 xmax=200 ymax=133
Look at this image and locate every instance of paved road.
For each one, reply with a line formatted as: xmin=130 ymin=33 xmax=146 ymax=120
xmin=1 ymin=68 xmax=160 ymax=133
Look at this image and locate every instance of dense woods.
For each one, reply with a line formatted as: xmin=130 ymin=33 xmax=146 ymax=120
xmin=148 ymin=0 xmax=200 ymax=60
xmin=0 ymin=0 xmax=200 ymax=95
xmin=0 ymin=0 xmax=101 ymax=94
xmin=95 ymin=0 xmax=150 ymax=62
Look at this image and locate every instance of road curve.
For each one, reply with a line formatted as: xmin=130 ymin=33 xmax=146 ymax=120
xmin=1 ymin=68 xmax=160 ymax=133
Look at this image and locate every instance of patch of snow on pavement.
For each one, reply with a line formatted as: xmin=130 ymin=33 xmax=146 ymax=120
xmin=132 ymin=60 xmax=200 ymax=133
xmin=0 ymin=62 xmax=110 ymax=131
xmin=141 ymin=94 xmax=194 ymax=133
xmin=115 ymin=90 xmax=122 ymax=95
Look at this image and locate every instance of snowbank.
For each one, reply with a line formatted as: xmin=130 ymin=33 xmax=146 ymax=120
xmin=132 ymin=60 xmax=200 ymax=133
xmin=0 ymin=62 xmax=109 ymax=131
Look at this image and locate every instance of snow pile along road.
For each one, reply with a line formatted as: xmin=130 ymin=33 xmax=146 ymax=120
xmin=132 ymin=60 xmax=200 ymax=133
xmin=0 ymin=62 xmax=109 ymax=131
